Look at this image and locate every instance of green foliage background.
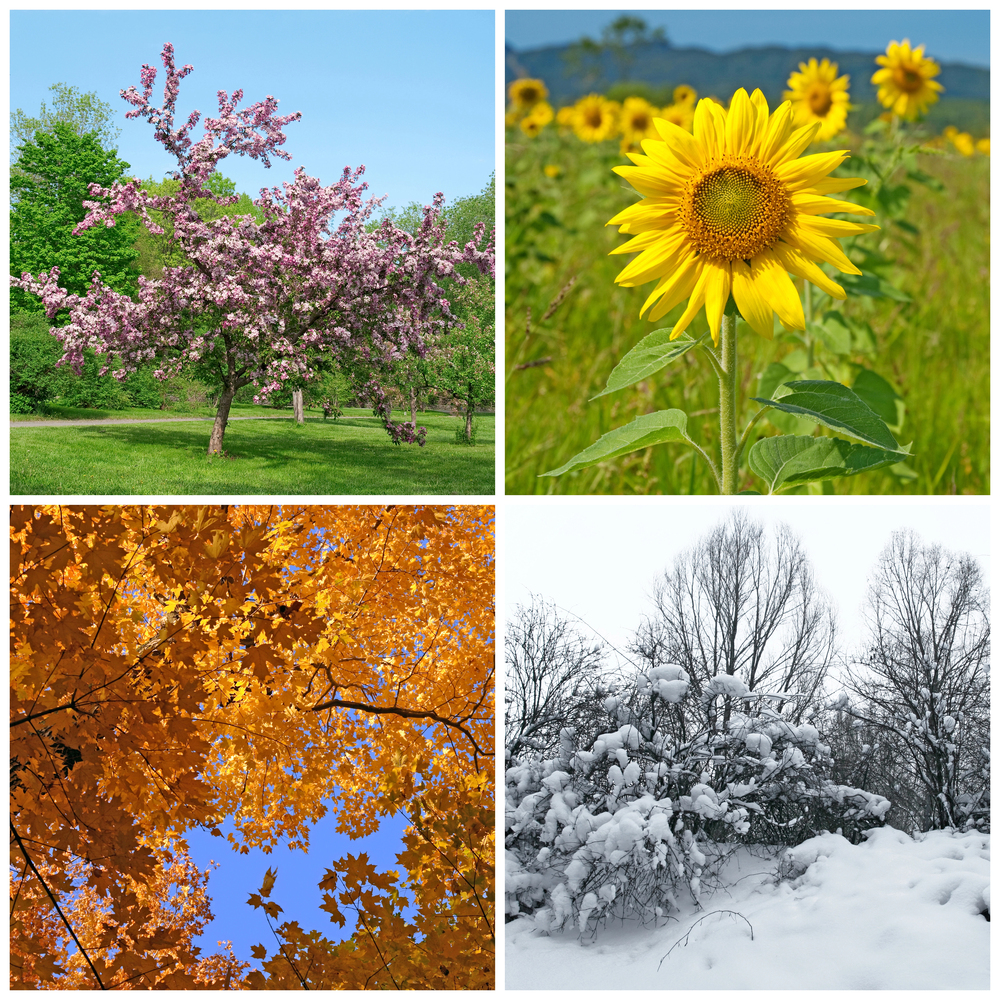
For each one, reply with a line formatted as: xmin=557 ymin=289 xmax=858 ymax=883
xmin=10 ymin=122 xmax=141 ymax=314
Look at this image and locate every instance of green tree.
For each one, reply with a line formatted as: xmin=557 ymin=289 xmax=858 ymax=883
xmin=11 ymin=83 xmax=121 ymax=181
xmin=134 ymin=172 xmax=264 ymax=279
xmin=382 ymin=278 xmax=494 ymax=442
xmin=425 ymin=278 xmax=495 ymax=442
xmin=562 ymin=16 xmax=668 ymax=90
xmin=10 ymin=121 xmax=140 ymax=315
xmin=377 ymin=174 xmax=495 ymax=281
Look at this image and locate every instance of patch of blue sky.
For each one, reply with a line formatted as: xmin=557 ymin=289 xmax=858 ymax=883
xmin=11 ymin=10 xmax=495 ymax=215
xmin=183 ymin=802 xmax=414 ymax=965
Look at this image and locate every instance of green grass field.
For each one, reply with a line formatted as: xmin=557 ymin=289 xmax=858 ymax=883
xmin=12 ymin=411 xmax=495 ymax=495
xmin=505 ymin=128 xmax=989 ymax=495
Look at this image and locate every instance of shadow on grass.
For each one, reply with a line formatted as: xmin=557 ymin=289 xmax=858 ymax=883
xmin=12 ymin=416 xmax=495 ymax=495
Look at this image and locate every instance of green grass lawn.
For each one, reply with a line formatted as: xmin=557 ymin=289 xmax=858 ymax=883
xmin=11 ymin=411 xmax=495 ymax=495
xmin=505 ymin=128 xmax=989 ymax=495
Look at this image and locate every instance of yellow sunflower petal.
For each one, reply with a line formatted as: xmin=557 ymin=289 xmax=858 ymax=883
xmin=809 ymin=176 xmax=869 ymax=195
xmin=753 ymin=249 xmax=805 ymax=330
xmin=791 ymin=192 xmax=877 ymax=217
xmin=725 ymin=89 xmax=756 ymax=154
xmin=614 ymin=230 xmax=688 ymax=286
xmin=797 ymin=215 xmax=880 ymax=239
xmin=703 ymin=259 xmax=733 ymax=342
xmin=609 ymin=230 xmax=669 ymax=256
xmin=664 ymin=259 xmax=712 ymax=336
xmin=774 ymin=149 xmax=851 ymax=189
xmin=782 ymin=222 xmax=863 ymax=275
xmin=771 ymin=243 xmax=847 ymax=300
xmin=692 ymin=97 xmax=724 ymax=160
xmin=731 ymin=258 xmax=774 ymax=339
xmin=613 ymin=164 xmax=685 ymax=199
xmin=747 ymin=89 xmax=771 ymax=155
xmin=644 ymin=255 xmax=701 ymax=322
xmin=772 ymin=120 xmax=823 ymax=166
xmin=758 ymin=100 xmax=796 ymax=162
xmin=652 ymin=117 xmax=704 ymax=168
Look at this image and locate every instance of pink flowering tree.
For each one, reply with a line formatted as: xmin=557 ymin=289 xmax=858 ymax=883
xmin=11 ymin=43 xmax=494 ymax=456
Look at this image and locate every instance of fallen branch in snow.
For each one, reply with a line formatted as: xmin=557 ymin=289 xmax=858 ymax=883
xmin=657 ymin=910 xmax=754 ymax=970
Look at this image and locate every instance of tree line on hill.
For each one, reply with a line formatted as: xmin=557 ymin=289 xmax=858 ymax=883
xmin=505 ymin=16 xmax=990 ymax=135
xmin=10 ymin=83 xmax=495 ymax=440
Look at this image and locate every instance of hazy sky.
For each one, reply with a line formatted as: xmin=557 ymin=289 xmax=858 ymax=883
xmin=10 ymin=10 xmax=494 ymax=212
xmin=504 ymin=501 xmax=990 ymax=678
xmin=504 ymin=9 xmax=991 ymax=68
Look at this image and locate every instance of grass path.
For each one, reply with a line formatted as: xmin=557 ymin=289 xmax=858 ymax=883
xmin=12 ymin=414 xmax=309 ymax=428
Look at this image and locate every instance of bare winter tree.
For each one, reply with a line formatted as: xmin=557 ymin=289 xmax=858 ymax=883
xmin=630 ymin=512 xmax=837 ymax=731
xmin=845 ymin=531 xmax=990 ymax=831
xmin=505 ymin=596 xmax=610 ymax=761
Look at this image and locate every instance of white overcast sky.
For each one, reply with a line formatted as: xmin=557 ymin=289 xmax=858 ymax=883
xmin=503 ymin=500 xmax=990 ymax=677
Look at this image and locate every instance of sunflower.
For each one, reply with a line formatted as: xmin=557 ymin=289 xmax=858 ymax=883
xmin=871 ymin=39 xmax=943 ymax=120
xmin=509 ymin=78 xmax=548 ymax=112
xmin=949 ymin=131 xmax=975 ymax=157
xmin=657 ymin=101 xmax=695 ymax=133
xmin=619 ymin=96 xmax=660 ymax=152
xmin=673 ymin=85 xmax=697 ymax=106
xmin=607 ymin=88 xmax=879 ymax=343
xmin=520 ymin=101 xmax=554 ymax=138
xmin=571 ymin=95 xmax=620 ymax=143
xmin=783 ymin=58 xmax=850 ymax=141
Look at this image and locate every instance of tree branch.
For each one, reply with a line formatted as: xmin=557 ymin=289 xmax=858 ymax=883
xmin=309 ymin=698 xmax=492 ymax=759
xmin=9 ymin=820 xmax=107 ymax=990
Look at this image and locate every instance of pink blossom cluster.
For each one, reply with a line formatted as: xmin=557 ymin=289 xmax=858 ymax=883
xmin=11 ymin=43 xmax=494 ymax=452
xmin=358 ymin=380 xmax=428 ymax=446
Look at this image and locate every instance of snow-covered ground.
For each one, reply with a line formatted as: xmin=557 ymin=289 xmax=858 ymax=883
xmin=506 ymin=827 xmax=989 ymax=990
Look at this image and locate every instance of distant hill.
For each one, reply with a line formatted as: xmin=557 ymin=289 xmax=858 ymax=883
xmin=506 ymin=39 xmax=989 ymax=111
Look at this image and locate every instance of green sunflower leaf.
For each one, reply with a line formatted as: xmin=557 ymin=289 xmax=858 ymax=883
xmin=750 ymin=380 xmax=903 ymax=452
xmin=540 ymin=409 xmax=695 ymax=476
xmin=851 ymin=368 xmax=904 ymax=429
xmin=748 ymin=434 xmax=910 ymax=494
xmin=838 ymin=271 xmax=911 ymax=302
xmin=591 ymin=329 xmax=709 ymax=399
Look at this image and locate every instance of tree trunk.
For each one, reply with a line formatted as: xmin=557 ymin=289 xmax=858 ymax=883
xmin=464 ymin=399 xmax=473 ymax=443
xmin=409 ymin=386 xmax=417 ymax=425
xmin=293 ymin=389 xmax=304 ymax=424
xmin=208 ymin=387 xmax=236 ymax=456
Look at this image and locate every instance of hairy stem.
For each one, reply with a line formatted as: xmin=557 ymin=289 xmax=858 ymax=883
xmin=718 ymin=311 xmax=739 ymax=494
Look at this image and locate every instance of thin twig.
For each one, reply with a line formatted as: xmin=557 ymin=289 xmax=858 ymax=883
xmin=10 ymin=820 xmax=107 ymax=990
xmin=265 ymin=913 xmax=309 ymax=989
xmin=513 ymin=357 xmax=553 ymax=371
xmin=657 ymin=909 xmax=754 ymax=970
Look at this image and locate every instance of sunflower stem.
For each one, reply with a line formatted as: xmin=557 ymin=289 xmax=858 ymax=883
xmin=718 ymin=312 xmax=739 ymax=494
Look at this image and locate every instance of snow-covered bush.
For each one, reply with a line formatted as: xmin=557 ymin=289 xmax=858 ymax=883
xmin=506 ymin=665 xmax=891 ymax=934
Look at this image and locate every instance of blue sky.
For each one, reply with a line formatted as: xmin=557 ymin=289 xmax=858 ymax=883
xmin=505 ymin=9 xmax=990 ymax=68
xmin=11 ymin=10 xmax=495 ymax=213
xmin=183 ymin=805 xmax=412 ymax=966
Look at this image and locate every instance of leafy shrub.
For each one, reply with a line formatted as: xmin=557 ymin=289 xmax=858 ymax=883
xmin=10 ymin=312 xmax=170 ymax=412
xmin=10 ymin=312 xmax=64 ymax=409
xmin=10 ymin=393 xmax=36 ymax=415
